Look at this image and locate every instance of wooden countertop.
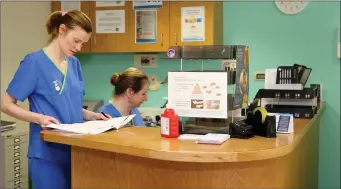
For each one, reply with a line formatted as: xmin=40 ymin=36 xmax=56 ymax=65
xmin=41 ymin=102 xmax=324 ymax=163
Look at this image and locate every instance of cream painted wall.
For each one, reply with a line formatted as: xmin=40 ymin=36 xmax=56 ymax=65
xmin=1 ymin=2 xmax=51 ymax=128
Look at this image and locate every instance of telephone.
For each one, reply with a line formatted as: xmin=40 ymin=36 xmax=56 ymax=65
xmin=229 ymin=120 xmax=254 ymax=139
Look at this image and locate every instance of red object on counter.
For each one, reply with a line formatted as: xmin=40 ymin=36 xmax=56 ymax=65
xmin=160 ymin=105 xmax=179 ymax=138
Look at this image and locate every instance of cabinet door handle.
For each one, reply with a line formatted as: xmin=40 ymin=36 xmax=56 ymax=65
xmin=94 ymin=35 xmax=97 ymax=45
xmin=175 ymin=33 xmax=177 ymax=46
xmin=161 ymin=33 xmax=163 ymax=46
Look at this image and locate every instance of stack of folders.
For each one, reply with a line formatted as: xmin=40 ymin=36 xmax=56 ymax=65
xmin=179 ymin=133 xmax=230 ymax=145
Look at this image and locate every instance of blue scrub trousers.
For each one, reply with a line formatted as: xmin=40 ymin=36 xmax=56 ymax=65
xmin=29 ymin=158 xmax=71 ymax=189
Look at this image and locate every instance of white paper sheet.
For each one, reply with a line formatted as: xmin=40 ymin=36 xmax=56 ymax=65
xmin=96 ymin=10 xmax=125 ymax=33
xmin=61 ymin=1 xmax=81 ymax=12
xmin=167 ymin=72 xmax=228 ymax=119
xmin=96 ymin=1 xmax=125 ymax=7
xmin=181 ymin=6 xmax=205 ymax=42
xmin=45 ymin=115 xmax=135 ymax=135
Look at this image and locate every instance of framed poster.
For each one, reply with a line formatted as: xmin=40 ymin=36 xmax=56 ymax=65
xmin=168 ymin=71 xmax=228 ymax=119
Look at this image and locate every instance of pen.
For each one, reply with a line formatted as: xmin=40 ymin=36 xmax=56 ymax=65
xmin=101 ymin=112 xmax=109 ymax=118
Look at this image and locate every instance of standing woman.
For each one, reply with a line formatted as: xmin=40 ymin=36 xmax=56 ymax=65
xmin=97 ymin=67 xmax=149 ymax=126
xmin=1 ymin=10 xmax=109 ymax=189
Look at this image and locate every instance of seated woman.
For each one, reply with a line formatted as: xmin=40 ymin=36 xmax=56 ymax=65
xmin=97 ymin=67 xmax=149 ymax=126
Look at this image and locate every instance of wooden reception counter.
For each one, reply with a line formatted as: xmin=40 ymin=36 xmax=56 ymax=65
xmin=41 ymin=103 xmax=324 ymax=189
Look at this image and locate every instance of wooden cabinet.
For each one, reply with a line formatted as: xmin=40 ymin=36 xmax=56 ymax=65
xmin=128 ymin=2 xmax=170 ymax=52
xmin=89 ymin=2 xmax=131 ymax=53
xmin=169 ymin=1 xmax=223 ymax=46
xmin=51 ymin=1 xmax=91 ymax=53
xmin=51 ymin=1 xmax=223 ymax=53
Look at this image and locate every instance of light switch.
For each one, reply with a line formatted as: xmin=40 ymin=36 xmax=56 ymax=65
xmin=254 ymin=72 xmax=265 ymax=81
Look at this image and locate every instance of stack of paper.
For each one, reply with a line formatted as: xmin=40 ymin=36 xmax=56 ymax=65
xmin=178 ymin=134 xmax=204 ymax=141
xmin=45 ymin=115 xmax=135 ymax=135
xmin=196 ymin=133 xmax=230 ymax=145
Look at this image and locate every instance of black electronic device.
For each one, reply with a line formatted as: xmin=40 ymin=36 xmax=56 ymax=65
xmin=255 ymin=86 xmax=317 ymax=99
xmin=276 ymin=66 xmax=299 ymax=84
xmin=228 ymin=120 xmax=254 ymax=139
xmin=245 ymin=99 xmax=277 ymax=138
xmin=275 ymin=64 xmax=312 ymax=87
xmin=265 ymin=104 xmax=317 ymax=118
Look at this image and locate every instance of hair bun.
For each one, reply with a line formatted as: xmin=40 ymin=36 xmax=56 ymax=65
xmin=110 ymin=73 xmax=120 ymax=86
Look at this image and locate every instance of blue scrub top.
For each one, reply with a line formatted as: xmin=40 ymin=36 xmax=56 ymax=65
xmin=97 ymin=101 xmax=145 ymax=126
xmin=6 ymin=49 xmax=85 ymax=165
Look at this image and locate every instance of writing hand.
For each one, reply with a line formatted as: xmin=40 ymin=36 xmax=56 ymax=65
xmin=93 ymin=112 xmax=111 ymax=121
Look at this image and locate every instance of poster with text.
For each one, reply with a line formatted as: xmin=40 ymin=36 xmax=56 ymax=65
xmin=181 ymin=6 xmax=205 ymax=42
xmin=135 ymin=10 xmax=157 ymax=44
xmin=96 ymin=1 xmax=125 ymax=7
xmin=96 ymin=10 xmax=125 ymax=33
xmin=61 ymin=1 xmax=80 ymax=12
xmin=168 ymin=72 xmax=228 ymax=119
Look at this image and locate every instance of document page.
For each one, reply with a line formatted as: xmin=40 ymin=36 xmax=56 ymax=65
xmin=46 ymin=115 xmax=135 ymax=135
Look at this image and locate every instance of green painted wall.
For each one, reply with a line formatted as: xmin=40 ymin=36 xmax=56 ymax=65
xmin=77 ymin=2 xmax=340 ymax=189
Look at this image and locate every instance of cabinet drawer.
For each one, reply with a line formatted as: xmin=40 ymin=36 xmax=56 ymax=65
xmin=6 ymin=176 xmax=29 ymax=189
xmin=5 ymin=142 xmax=28 ymax=160
xmin=5 ymin=156 xmax=28 ymax=183
xmin=4 ymin=134 xmax=28 ymax=147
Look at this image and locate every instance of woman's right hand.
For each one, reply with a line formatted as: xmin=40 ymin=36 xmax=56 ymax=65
xmin=37 ymin=114 xmax=60 ymax=129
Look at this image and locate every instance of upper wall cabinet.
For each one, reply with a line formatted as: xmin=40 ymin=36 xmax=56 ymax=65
xmin=52 ymin=1 xmax=224 ymax=53
xmin=51 ymin=1 xmax=91 ymax=53
xmin=89 ymin=1 xmax=131 ymax=53
xmin=169 ymin=1 xmax=223 ymax=47
xmin=128 ymin=2 xmax=170 ymax=52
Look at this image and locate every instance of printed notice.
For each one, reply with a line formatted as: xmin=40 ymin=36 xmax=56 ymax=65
xmin=96 ymin=1 xmax=125 ymax=7
xmin=96 ymin=10 xmax=125 ymax=33
xmin=133 ymin=0 xmax=163 ymax=9
xmin=168 ymin=72 xmax=228 ymax=119
xmin=135 ymin=10 xmax=157 ymax=44
xmin=181 ymin=6 xmax=205 ymax=42
xmin=61 ymin=1 xmax=80 ymax=12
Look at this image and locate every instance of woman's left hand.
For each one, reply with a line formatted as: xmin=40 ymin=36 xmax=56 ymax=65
xmin=92 ymin=112 xmax=111 ymax=120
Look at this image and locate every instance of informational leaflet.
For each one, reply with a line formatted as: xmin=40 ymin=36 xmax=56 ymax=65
xmin=133 ymin=0 xmax=163 ymax=9
xmin=135 ymin=10 xmax=157 ymax=44
xmin=96 ymin=1 xmax=125 ymax=7
xmin=233 ymin=46 xmax=249 ymax=109
xmin=61 ymin=1 xmax=80 ymax=12
xmin=96 ymin=10 xmax=125 ymax=33
xmin=181 ymin=6 xmax=205 ymax=42
xmin=167 ymin=72 xmax=228 ymax=119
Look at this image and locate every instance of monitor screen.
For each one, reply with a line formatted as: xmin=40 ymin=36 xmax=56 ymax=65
xmin=167 ymin=71 xmax=228 ymax=119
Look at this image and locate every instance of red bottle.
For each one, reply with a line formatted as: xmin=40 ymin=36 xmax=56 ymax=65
xmin=160 ymin=105 xmax=179 ymax=138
